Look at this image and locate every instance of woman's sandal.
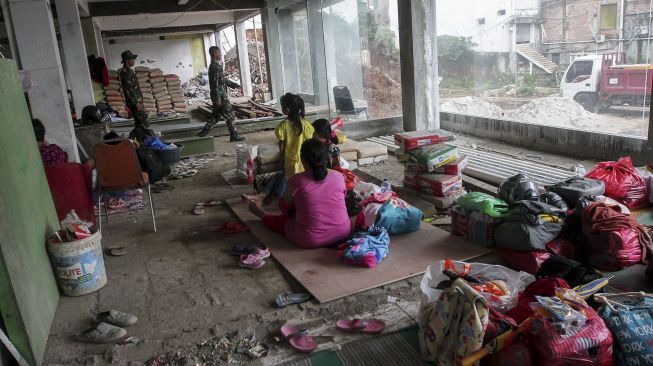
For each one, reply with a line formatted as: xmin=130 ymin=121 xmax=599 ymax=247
xmin=280 ymin=325 xmax=317 ymax=353
xmin=335 ymin=318 xmax=385 ymax=334
xmin=276 ymin=292 xmax=312 ymax=308
xmin=239 ymin=253 xmax=265 ymax=269
xmin=193 ymin=203 xmax=205 ymax=215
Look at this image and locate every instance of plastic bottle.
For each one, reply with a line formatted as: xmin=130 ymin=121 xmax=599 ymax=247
xmin=381 ymin=179 xmax=392 ymax=193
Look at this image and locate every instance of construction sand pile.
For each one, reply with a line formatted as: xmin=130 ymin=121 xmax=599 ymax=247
xmin=508 ymin=97 xmax=604 ymax=130
xmin=440 ymin=96 xmax=504 ymax=118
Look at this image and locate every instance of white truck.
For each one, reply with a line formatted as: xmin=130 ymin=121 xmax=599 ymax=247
xmin=560 ymin=52 xmax=652 ymax=112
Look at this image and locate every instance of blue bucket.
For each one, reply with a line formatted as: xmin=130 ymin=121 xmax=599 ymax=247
xmin=48 ymin=230 xmax=107 ymax=296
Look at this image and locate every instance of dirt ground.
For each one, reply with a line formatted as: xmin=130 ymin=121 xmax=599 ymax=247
xmin=41 ymin=130 xmax=597 ymax=366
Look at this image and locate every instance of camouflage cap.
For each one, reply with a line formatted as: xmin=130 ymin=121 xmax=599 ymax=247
xmin=121 ymin=50 xmax=138 ymax=61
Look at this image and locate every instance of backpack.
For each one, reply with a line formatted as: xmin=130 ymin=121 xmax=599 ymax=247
xmin=540 ymin=191 xmax=569 ymax=211
xmin=498 ymin=173 xmax=539 ymax=205
xmin=493 ymin=201 xmax=565 ymax=251
xmin=419 ymin=278 xmax=489 ymax=365
xmin=136 ymin=148 xmax=169 ymax=184
xmin=546 ymin=177 xmax=605 ymax=206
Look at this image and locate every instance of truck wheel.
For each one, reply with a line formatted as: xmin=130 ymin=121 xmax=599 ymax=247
xmin=574 ymin=94 xmax=597 ymax=113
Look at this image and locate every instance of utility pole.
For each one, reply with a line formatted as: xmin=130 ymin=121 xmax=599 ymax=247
xmin=562 ymin=0 xmax=567 ymax=42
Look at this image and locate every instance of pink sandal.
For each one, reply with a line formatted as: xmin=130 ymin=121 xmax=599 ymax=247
xmin=280 ymin=325 xmax=317 ymax=353
xmin=239 ymin=254 xmax=265 ymax=269
xmin=336 ymin=318 xmax=385 ymax=334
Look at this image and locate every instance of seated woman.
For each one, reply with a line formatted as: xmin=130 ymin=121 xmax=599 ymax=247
xmin=248 ymin=139 xmax=352 ymax=249
xmin=32 ymin=118 xmax=69 ymax=165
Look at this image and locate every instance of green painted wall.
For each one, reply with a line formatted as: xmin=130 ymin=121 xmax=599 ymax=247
xmin=81 ymin=18 xmax=98 ymax=56
xmin=0 ymin=60 xmax=61 ymax=365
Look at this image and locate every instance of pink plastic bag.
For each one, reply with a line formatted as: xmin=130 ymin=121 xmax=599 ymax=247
xmin=585 ymin=157 xmax=649 ymax=210
xmin=581 ymin=228 xmax=643 ymax=271
xmin=498 ymin=249 xmax=551 ymax=275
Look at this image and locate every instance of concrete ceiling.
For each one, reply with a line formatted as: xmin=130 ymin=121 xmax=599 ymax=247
xmin=87 ymin=0 xmax=261 ymax=32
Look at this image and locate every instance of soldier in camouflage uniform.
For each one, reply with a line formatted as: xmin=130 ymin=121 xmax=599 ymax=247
xmin=198 ymin=46 xmax=245 ymax=141
xmin=118 ymin=50 xmax=149 ymax=134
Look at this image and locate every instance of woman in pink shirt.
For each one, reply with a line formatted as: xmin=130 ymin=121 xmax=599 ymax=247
xmin=249 ymin=139 xmax=352 ymax=248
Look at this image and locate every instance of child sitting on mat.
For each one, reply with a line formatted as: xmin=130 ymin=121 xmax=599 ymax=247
xmin=242 ymin=93 xmax=314 ymax=206
xmin=248 ymin=139 xmax=352 ymax=249
xmin=312 ymin=118 xmax=341 ymax=169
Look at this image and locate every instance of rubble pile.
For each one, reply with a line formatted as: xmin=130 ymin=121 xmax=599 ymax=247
xmin=440 ymin=96 xmax=504 ymax=118
xmin=224 ymin=39 xmax=269 ymax=100
xmin=508 ymin=97 xmax=604 ymax=130
xmin=198 ymin=98 xmax=283 ymax=119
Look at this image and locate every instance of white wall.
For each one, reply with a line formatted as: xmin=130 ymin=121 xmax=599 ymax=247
xmin=104 ymin=36 xmax=202 ymax=82
xmin=436 ymin=0 xmax=516 ymax=53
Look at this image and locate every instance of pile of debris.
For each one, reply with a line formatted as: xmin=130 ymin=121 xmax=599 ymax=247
xmin=440 ymin=96 xmax=504 ymax=118
xmin=224 ymin=38 xmax=269 ymax=100
xmin=181 ymin=76 xmax=210 ymax=101
xmin=147 ymin=331 xmax=267 ymax=366
xmin=197 ymin=98 xmax=283 ymax=120
xmin=508 ymin=97 xmax=604 ymax=130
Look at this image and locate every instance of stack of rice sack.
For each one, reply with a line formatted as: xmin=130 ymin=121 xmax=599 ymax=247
xmin=149 ymin=68 xmax=173 ymax=113
xmin=394 ymin=130 xmax=465 ymax=208
xmin=165 ymin=74 xmax=187 ymax=113
xmin=105 ymin=70 xmax=129 ymax=118
xmin=134 ymin=66 xmax=156 ymax=118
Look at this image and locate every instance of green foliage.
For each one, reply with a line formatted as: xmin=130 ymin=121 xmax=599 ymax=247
xmin=373 ymin=27 xmax=399 ymax=59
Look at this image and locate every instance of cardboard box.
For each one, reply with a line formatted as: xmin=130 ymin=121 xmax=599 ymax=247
xmin=432 ymin=155 xmax=469 ymax=175
xmin=394 ymin=130 xmax=456 ymax=151
xmin=408 ymin=144 xmax=459 ymax=172
xmin=419 ymin=173 xmax=462 ymax=197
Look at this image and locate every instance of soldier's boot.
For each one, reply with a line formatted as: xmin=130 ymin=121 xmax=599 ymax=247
xmin=230 ymin=131 xmax=245 ymax=142
xmin=198 ymin=121 xmax=215 ymax=137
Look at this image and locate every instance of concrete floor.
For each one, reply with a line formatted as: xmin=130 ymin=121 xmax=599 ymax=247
xmin=42 ymin=130 xmax=596 ymax=365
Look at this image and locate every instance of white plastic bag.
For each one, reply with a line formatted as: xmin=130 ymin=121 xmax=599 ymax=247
xmin=419 ymin=260 xmax=534 ymax=313
xmin=354 ymin=182 xmax=381 ymax=201
xmin=236 ymin=144 xmax=258 ymax=184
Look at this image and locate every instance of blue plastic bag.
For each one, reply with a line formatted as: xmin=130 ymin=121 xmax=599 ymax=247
xmin=337 ymin=226 xmax=390 ymax=268
xmin=375 ymin=200 xmax=423 ymax=235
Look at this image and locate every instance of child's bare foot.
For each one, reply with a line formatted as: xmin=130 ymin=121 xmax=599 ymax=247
xmin=242 ymin=193 xmax=264 ymax=205
xmin=248 ymin=201 xmax=266 ymax=219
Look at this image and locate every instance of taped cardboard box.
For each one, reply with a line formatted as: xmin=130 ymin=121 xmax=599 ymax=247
xmin=408 ymin=144 xmax=459 ymax=172
xmin=394 ymin=130 xmax=455 ymax=151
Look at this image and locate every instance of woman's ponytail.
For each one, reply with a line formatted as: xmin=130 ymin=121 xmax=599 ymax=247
xmin=300 ymin=139 xmax=329 ymax=182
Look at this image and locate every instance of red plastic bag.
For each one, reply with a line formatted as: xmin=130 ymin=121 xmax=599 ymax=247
xmin=333 ymin=166 xmax=362 ymax=191
xmin=546 ymin=238 xmax=575 ymax=258
xmin=580 ymin=228 xmax=643 ymax=271
xmin=585 ymin=157 xmax=649 ymax=210
xmin=498 ymin=248 xmax=551 ymax=275
xmin=524 ymin=306 xmax=614 ymax=366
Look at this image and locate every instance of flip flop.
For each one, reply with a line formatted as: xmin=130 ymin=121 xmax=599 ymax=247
xmin=221 ymin=222 xmax=249 ymax=234
xmin=204 ymin=200 xmax=222 ymax=206
xmin=239 ymin=254 xmax=265 ymax=269
xmin=107 ymin=247 xmax=127 ymax=256
xmin=335 ymin=318 xmax=385 ymax=334
xmin=183 ymin=169 xmax=198 ymax=177
xmin=276 ymin=292 xmax=313 ymax=308
xmin=75 ymin=322 xmax=127 ymax=344
xmin=280 ymin=325 xmax=317 ymax=353
xmin=193 ymin=203 xmax=205 ymax=215
xmin=96 ymin=310 xmax=138 ymax=327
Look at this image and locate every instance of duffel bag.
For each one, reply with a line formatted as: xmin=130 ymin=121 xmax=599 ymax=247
xmin=494 ymin=201 xmax=565 ymax=251
xmin=546 ymin=177 xmax=605 ymax=206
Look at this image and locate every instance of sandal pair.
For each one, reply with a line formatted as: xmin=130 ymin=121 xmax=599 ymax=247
xmin=76 ymin=310 xmax=138 ymax=344
xmin=192 ymin=200 xmax=221 ymax=215
xmin=280 ymin=318 xmax=385 ymax=353
xmin=238 ymin=246 xmax=270 ymax=269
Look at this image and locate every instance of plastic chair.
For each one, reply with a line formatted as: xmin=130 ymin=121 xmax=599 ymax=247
xmin=332 ymin=86 xmax=368 ymax=120
xmin=95 ymin=139 xmax=156 ymax=232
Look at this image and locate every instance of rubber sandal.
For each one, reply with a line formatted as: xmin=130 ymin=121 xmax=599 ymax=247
xmin=107 ymin=247 xmax=127 ymax=256
xmin=239 ymin=254 xmax=265 ymax=269
xmin=280 ymin=325 xmax=317 ymax=353
xmin=276 ymin=292 xmax=313 ymax=308
xmin=335 ymin=318 xmax=385 ymax=334
xmin=75 ymin=322 xmax=127 ymax=344
xmin=193 ymin=203 xmax=205 ymax=215
xmin=221 ymin=222 xmax=249 ymax=234
xmin=204 ymin=200 xmax=222 ymax=206
xmin=183 ymin=169 xmax=198 ymax=177
xmin=96 ymin=310 xmax=138 ymax=327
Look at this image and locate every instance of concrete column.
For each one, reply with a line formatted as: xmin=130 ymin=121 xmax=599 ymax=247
xmin=1 ymin=0 xmax=20 ymax=63
xmin=7 ymin=0 xmax=79 ymax=162
xmin=93 ymin=19 xmax=105 ymax=58
xmin=398 ymin=0 xmax=440 ymax=131
xmin=214 ymin=30 xmax=225 ymax=68
xmin=262 ymin=7 xmax=285 ymax=99
xmin=277 ymin=9 xmax=299 ymax=93
xmin=235 ymin=20 xmax=252 ymax=97
xmin=307 ymin=1 xmax=329 ymax=106
xmin=56 ymin=0 xmax=95 ymax=114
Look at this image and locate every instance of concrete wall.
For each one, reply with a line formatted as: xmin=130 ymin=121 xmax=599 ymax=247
xmin=441 ymin=112 xmax=653 ymax=165
xmin=104 ymin=34 xmax=206 ymax=82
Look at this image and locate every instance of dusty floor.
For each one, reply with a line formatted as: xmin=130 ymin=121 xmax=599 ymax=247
xmin=42 ymin=130 xmax=597 ymax=366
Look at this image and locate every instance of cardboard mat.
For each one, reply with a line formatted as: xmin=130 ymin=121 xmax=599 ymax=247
xmin=227 ymin=198 xmax=491 ymax=303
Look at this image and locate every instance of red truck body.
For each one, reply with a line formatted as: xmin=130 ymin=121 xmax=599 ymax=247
xmin=599 ymin=53 xmax=653 ymax=102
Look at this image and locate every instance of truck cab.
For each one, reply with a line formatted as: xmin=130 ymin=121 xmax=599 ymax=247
xmin=560 ymin=55 xmax=603 ymax=112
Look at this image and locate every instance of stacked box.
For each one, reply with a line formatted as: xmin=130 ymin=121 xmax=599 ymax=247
xmin=394 ymin=131 xmax=466 ymax=209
